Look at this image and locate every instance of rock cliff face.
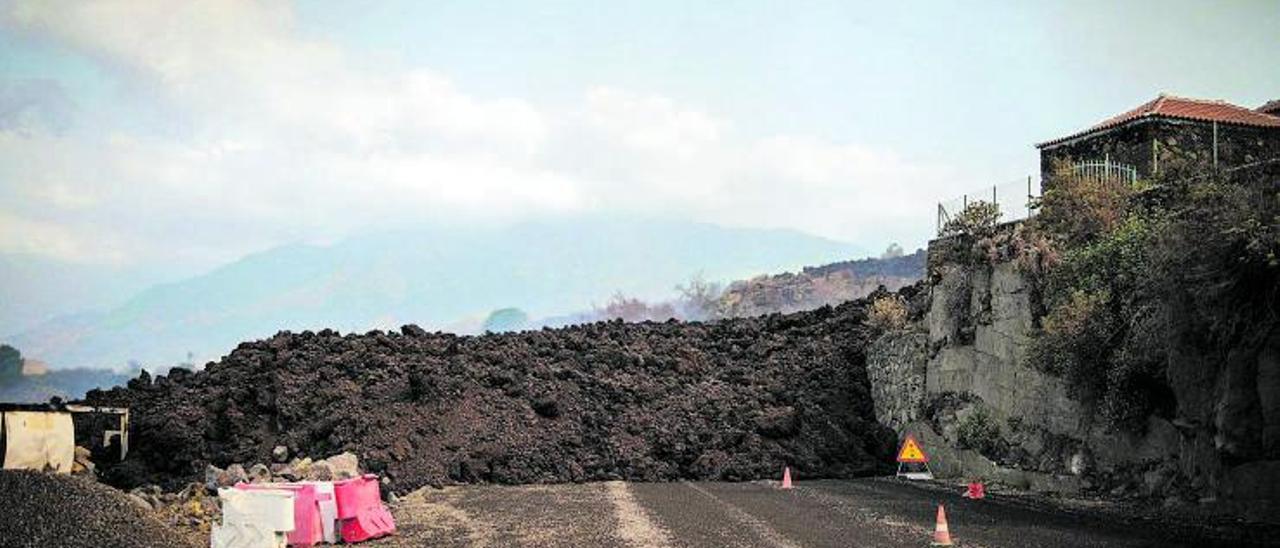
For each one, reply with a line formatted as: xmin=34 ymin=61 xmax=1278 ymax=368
xmin=867 ymin=243 xmax=1280 ymax=520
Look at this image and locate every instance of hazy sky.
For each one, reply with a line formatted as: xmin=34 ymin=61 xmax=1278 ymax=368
xmin=1 ymin=0 xmax=1277 ymax=271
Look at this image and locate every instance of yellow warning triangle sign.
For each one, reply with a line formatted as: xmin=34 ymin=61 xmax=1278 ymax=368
xmin=896 ymin=435 xmax=928 ymax=463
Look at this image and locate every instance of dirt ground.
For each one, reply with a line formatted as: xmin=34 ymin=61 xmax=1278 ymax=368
xmin=373 ymin=478 xmax=1280 ymax=548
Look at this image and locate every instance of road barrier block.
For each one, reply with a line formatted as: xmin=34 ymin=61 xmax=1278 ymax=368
xmin=305 ymin=481 xmax=339 ymax=543
xmin=235 ymin=483 xmax=324 ymax=547
xmin=212 ymin=488 xmax=294 ymax=548
xmin=333 ymin=474 xmax=396 ymax=542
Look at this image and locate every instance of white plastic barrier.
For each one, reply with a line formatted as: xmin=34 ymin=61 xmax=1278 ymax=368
xmin=238 ymin=481 xmax=338 ymax=544
xmin=1 ymin=411 xmax=74 ymax=473
xmin=212 ymin=488 xmax=294 ymax=548
xmin=304 ymin=482 xmax=339 ymax=543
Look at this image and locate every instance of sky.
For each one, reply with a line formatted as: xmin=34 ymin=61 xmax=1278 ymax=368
xmin=1 ymin=0 xmax=1277 ymax=273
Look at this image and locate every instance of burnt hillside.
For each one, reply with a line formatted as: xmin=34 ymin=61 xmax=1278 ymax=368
xmin=84 ymin=287 xmax=916 ymax=494
xmin=715 ymin=249 xmax=925 ymax=318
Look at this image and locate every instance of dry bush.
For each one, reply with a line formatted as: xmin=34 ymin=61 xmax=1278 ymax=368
xmin=675 ymin=273 xmax=723 ymax=320
xmin=1035 ymin=159 xmax=1136 ymax=248
xmin=595 ymin=293 xmax=677 ymax=322
xmin=975 ymin=223 xmax=1061 ymax=277
xmin=865 ymin=295 xmax=909 ymax=332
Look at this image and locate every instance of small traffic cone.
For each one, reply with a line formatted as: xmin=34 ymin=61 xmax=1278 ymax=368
xmin=932 ymin=504 xmax=953 ymax=546
xmin=780 ymin=466 xmax=793 ymax=489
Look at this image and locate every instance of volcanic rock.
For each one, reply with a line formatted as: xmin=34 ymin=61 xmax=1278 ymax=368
xmin=225 ymin=464 xmax=247 ymax=485
xmin=203 ymin=464 xmax=224 ymax=491
xmin=0 ymin=470 xmax=199 ymax=547
xmin=85 ymin=287 xmax=914 ymax=493
xmin=247 ymin=464 xmax=271 ymax=484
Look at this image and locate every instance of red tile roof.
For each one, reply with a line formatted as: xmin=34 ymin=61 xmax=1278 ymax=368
xmin=1038 ymin=94 xmax=1280 ymax=148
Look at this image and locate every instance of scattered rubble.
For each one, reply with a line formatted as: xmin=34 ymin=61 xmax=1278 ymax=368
xmin=0 ymin=470 xmax=200 ymax=548
xmin=99 ymin=451 xmax=372 ymax=543
xmin=122 ymin=481 xmax=219 ymax=536
xmin=203 ymin=451 xmax=364 ymax=491
xmin=86 ymin=288 xmax=913 ymax=494
xmin=72 ymin=445 xmax=96 ymax=476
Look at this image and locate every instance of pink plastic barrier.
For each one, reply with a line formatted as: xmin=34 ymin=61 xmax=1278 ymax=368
xmin=235 ymin=483 xmax=324 ymax=547
xmin=333 ymin=474 xmax=396 ymax=542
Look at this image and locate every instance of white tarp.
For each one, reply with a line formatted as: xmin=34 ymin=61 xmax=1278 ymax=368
xmin=2 ymin=411 xmax=75 ymax=473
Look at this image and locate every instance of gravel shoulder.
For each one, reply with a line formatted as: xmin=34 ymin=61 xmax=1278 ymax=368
xmin=0 ymin=470 xmax=200 ymax=548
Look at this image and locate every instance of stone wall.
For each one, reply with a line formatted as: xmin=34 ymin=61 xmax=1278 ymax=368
xmin=865 ymin=330 xmax=928 ymax=433
xmin=1040 ymin=121 xmax=1157 ymax=181
xmin=1039 ymin=118 xmax=1280 ymax=185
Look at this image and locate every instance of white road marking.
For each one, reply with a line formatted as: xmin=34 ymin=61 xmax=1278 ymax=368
xmin=681 ymin=482 xmax=802 ymax=548
xmin=606 ymin=480 xmax=675 ymax=548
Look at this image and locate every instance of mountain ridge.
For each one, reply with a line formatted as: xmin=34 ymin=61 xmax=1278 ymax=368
xmin=6 ymin=218 xmax=868 ymax=369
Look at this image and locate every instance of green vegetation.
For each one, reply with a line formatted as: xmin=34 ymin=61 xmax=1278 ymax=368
xmin=0 ymin=344 xmax=22 ymax=382
xmin=956 ymin=406 xmax=1003 ymax=458
xmin=0 ymin=367 xmax=134 ymax=404
xmin=1024 ymin=162 xmax=1279 ymax=430
xmin=941 ymin=200 xmax=1001 ymax=239
xmin=483 ymin=308 xmax=530 ymax=333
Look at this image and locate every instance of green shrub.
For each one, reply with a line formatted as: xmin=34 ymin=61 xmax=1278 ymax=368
xmin=941 ymin=200 xmax=1001 ymax=239
xmin=0 ymin=344 xmax=21 ymax=383
xmin=956 ymin=406 xmax=1003 ymax=458
xmin=483 ymin=307 xmax=529 ymax=332
xmin=1029 ymin=214 xmax=1158 ymax=423
xmin=1027 ymin=164 xmax=1279 ymax=432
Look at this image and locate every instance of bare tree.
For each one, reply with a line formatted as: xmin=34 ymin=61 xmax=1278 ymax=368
xmin=675 ymin=273 xmax=723 ymax=320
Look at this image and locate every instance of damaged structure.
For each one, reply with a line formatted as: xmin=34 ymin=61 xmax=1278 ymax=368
xmin=1 ymin=402 xmax=129 ymax=473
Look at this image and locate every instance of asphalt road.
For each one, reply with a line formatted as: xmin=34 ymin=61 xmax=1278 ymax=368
xmin=374 ymin=478 xmax=1279 ymax=547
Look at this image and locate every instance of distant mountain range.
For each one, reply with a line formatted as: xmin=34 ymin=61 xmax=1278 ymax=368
xmin=0 ymin=253 xmax=189 ymax=336
xmin=4 ymin=218 xmax=867 ymax=369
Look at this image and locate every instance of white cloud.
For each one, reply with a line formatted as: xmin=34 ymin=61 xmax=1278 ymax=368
xmin=0 ymin=0 xmax=957 ymax=268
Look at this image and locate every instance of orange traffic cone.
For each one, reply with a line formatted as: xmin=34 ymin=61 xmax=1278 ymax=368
xmin=781 ymin=467 xmax=793 ymax=489
xmin=932 ymin=504 xmax=953 ymax=546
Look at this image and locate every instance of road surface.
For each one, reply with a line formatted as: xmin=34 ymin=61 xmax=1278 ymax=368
xmin=373 ymin=478 xmax=1278 ymax=547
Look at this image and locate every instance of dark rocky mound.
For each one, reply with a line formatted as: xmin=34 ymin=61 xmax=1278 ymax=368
xmin=0 ymin=470 xmax=199 ymax=548
xmin=86 ymin=287 xmax=916 ymax=494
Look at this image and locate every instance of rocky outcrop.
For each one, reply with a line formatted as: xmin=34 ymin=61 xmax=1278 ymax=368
xmin=868 ymin=246 xmax=1280 ymax=521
